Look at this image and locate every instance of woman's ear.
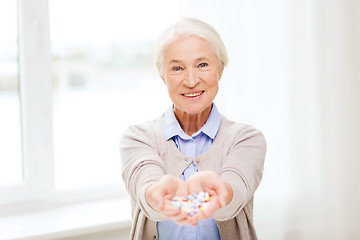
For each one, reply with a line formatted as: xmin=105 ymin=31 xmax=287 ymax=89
xmin=218 ymin=65 xmax=224 ymax=81
xmin=161 ymin=75 xmax=167 ymax=84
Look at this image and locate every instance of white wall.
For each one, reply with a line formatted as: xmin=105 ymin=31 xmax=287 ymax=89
xmin=183 ymin=0 xmax=360 ymax=239
xmin=286 ymin=0 xmax=360 ymax=239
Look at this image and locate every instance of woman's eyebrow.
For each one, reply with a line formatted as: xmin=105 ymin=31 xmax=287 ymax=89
xmin=168 ymin=59 xmax=183 ymax=65
xmin=168 ymin=57 xmax=210 ymax=65
xmin=195 ymin=57 xmax=210 ymax=62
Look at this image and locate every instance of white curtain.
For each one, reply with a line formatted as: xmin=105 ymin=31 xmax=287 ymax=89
xmin=181 ymin=0 xmax=360 ymax=239
xmin=286 ymin=0 xmax=360 ymax=239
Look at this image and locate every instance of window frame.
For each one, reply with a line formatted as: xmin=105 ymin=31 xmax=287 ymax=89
xmin=0 ymin=0 xmax=124 ymax=209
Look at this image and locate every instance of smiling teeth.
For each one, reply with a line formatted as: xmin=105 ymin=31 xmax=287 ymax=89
xmin=184 ymin=92 xmax=203 ymax=97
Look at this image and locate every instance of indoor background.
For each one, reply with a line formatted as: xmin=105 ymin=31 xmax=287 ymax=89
xmin=0 ymin=0 xmax=359 ymax=239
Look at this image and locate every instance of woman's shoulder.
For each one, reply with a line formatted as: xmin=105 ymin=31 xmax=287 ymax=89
xmin=219 ymin=115 xmax=266 ymax=145
xmin=220 ymin=115 xmax=259 ymax=133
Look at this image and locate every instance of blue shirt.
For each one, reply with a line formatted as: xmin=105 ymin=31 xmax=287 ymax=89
xmin=158 ymin=103 xmax=222 ymax=240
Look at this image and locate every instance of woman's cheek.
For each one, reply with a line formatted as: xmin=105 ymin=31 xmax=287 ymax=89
xmin=168 ymin=76 xmax=183 ymax=90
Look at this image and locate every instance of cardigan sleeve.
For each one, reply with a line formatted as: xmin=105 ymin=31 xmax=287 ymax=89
xmin=213 ymin=125 xmax=266 ymax=221
xmin=120 ymin=122 xmax=167 ymax=221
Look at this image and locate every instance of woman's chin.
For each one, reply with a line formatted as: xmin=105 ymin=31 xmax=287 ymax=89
xmin=174 ymin=104 xmax=212 ymax=116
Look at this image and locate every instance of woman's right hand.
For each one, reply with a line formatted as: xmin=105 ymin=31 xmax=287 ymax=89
xmin=145 ymin=175 xmax=190 ymax=225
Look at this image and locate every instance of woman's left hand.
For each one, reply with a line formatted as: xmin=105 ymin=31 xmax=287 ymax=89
xmin=186 ymin=171 xmax=233 ymax=226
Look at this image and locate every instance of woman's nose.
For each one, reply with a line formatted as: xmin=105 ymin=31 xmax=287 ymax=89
xmin=184 ymin=69 xmax=199 ymax=88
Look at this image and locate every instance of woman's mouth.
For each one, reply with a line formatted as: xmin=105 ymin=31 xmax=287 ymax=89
xmin=182 ymin=91 xmax=204 ymax=98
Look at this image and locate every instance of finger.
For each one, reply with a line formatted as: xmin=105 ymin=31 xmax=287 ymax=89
xmin=169 ymin=210 xmax=189 ymax=222
xmin=187 ymin=179 xmax=203 ymax=194
xmin=149 ymin=191 xmax=165 ymax=212
xmin=207 ymin=189 xmax=216 ymax=197
xmin=175 ymin=180 xmax=189 ymax=197
xmin=161 ymin=200 xmax=181 ymax=215
xmin=196 ymin=194 xmax=221 ymax=221
xmin=165 ymin=210 xmax=190 ymax=225
xmin=200 ymin=180 xmax=229 ymax=208
xmin=215 ymin=181 xmax=232 ymax=208
xmin=187 ymin=215 xmax=199 ymax=226
xmin=174 ymin=216 xmax=192 ymax=226
xmin=148 ymin=183 xmax=176 ymax=211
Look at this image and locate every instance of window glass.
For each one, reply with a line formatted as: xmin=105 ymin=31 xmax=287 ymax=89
xmin=0 ymin=1 xmax=23 ymax=187
xmin=50 ymin=0 xmax=179 ymax=190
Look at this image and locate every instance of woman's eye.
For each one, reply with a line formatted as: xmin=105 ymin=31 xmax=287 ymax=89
xmin=173 ymin=66 xmax=182 ymax=71
xmin=199 ymin=63 xmax=208 ymax=68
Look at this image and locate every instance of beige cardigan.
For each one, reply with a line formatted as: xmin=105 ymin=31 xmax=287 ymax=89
xmin=120 ymin=115 xmax=266 ymax=240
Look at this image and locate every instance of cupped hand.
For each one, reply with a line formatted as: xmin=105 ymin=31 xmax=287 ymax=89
xmin=145 ymin=171 xmax=233 ymax=226
xmin=145 ymin=175 xmax=190 ymax=225
xmin=186 ymin=171 xmax=233 ymax=226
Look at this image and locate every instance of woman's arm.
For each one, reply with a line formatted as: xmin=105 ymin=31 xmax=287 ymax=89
xmin=214 ymin=126 xmax=266 ymax=221
xmin=120 ymin=123 xmax=167 ymax=221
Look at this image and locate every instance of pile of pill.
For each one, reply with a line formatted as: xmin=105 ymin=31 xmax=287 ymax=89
xmin=172 ymin=191 xmax=210 ymax=216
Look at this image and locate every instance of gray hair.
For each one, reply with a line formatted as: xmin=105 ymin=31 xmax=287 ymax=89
xmin=154 ymin=18 xmax=229 ymax=78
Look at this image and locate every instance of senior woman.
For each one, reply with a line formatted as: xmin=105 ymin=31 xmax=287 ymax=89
xmin=120 ymin=18 xmax=266 ymax=240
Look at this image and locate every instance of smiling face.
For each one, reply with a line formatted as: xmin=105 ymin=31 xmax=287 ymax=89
xmin=162 ymin=35 xmax=223 ymax=116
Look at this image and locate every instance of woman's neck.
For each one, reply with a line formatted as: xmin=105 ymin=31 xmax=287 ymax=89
xmin=173 ymin=104 xmax=212 ymax=136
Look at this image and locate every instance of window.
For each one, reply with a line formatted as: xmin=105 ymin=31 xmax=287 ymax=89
xmin=0 ymin=1 xmax=22 ymax=187
xmin=0 ymin=0 xmax=181 ymax=206
xmin=50 ymin=0 xmax=179 ymax=191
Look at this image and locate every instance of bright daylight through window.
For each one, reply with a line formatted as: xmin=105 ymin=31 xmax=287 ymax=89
xmin=50 ymin=0 xmax=180 ymax=191
xmin=0 ymin=1 xmax=23 ymax=187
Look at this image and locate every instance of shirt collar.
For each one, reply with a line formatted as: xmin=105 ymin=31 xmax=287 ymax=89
xmin=201 ymin=103 xmax=221 ymax=139
xmin=162 ymin=103 xmax=221 ymax=141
